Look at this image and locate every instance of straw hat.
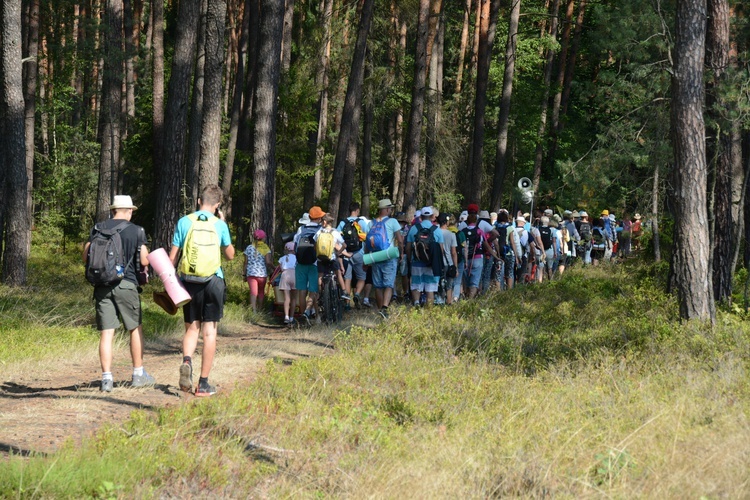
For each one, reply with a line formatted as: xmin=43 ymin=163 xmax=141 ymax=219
xmin=110 ymin=195 xmax=137 ymax=210
xmin=377 ymin=199 xmax=395 ymax=209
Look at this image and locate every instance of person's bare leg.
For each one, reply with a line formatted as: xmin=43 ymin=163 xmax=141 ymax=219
xmin=183 ymin=321 xmax=201 ymax=358
xmin=129 ymin=325 xmax=144 ymax=368
xmin=199 ymin=321 xmax=217 ymax=378
xmin=283 ymin=290 xmax=291 ymax=318
xmin=99 ymin=329 xmax=115 ymax=373
xmin=425 ymin=291 xmax=434 ymax=306
xmin=411 ymin=288 xmax=421 ymax=304
xmin=382 ymin=287 xmax=393 ymax=307
xmin=375 ymin=288 xmax=384 ymax=309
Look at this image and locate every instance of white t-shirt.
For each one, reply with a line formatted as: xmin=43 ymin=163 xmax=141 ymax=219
xmin=279 ymin=253 xmax=297 ymax=270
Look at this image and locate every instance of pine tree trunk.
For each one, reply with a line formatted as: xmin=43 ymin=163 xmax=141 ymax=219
xmin=281 ymin=0 xmax=294 ymax=72
xmin=671 ymin=0 xmax=714 ymax=322
xmin=466 ymin=0 xmax=499 ymax=205
xmin=490 ymin=0 xmax=520 ymax=211
xmin=185 ymin=0 xmax=208 ymax=208
xmin=23 ymin=0 xmax=39 ymax=220
xmin=328 ymin=0 xmax=375 ymax=221
xmin=454 ymin=0 xmax=471 ymax=95
xmin=401 ymin=0 xmax=430 ymax=219
xmin=546 ymin=0 xmax=574 ymax=169
xmin=424 ymin=2 xmax=444 ymax=206
xmin=123 ymin=0 xmax=136 ymax=125
xmin=361 ymin=78 xmax=373 ymax=216
xmin=153 ymin=0 xmax=200 ymax=251
xmin=96 ymin=0 xmax=124 ymax=223
xmin=152 ymin=0 xmax=164 ymax=194
xmin=223 ymin=0 xmax=252 ymax=211
xmin=652 ymin=166 xmax=661 ymax=262
xmin=304 ymin=0 xmax=332 ymax=210
xmin=706 ymin=0 xmax=734 ymax=304
xmin=198 ymin=0 xmax=227 ymax=191
xmin=531 ymin=0 xmax=560 ymax=194
xmin=234 ymin=0 xmax=259 ymax=246
xmin=251 ymin=0 xmax=285 ymax=247
xmin=561 ymin=0 xmax=586 ymax=117
xmin=2 ymin=0 xmax=31 ymax=286
xmin=389 ymin=5 xmax=405 ymax=206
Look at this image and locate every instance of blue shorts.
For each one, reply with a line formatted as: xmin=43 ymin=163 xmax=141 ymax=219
xmin=464 ymin=257 xmax=483 ymax=289
xmin=295 ymin=264 xmax=319 ymax=293
xmin=372 ymin=258 xmax=397 ymax=289
xmin=344 ymin=252 xmax=366 ymax=281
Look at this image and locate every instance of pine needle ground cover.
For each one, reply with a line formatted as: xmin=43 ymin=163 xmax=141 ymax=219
xmin=1 ymin=264 xmax=748 ymax=498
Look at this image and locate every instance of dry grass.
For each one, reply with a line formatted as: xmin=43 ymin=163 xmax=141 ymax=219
xmin=2 ymin=261 xmax=749 ymax=498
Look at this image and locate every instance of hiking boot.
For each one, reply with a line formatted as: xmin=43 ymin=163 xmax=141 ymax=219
xmin=101 ymin=379 xmax=113 ymax=392
xmin=340 ymin=293 xmax=351 ymax=301
xmin=379 ymin=307 xmax=389 ymax=319
xmin=353 ymin=294 xmax=360 ymax=308
xmin=195 ymin=381 xmax=217 ymax=397
xmin=362 ymin=299 xmax=372 ymax=308
xmin=131 ymin=371 xmax=156 ymax=388
xmin=179 ymin=362 xmax=193 ymax=393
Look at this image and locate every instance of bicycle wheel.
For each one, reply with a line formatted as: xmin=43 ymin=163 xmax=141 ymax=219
xmin=332 ymin=281 xmax=342 ymax=322
xmin=321 ymin=276 xmax=336 ymax=325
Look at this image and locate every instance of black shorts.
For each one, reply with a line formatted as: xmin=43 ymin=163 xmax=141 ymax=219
xmin=182 ymin=275 xmax=226 ymax=323
xmin=317 ymin=259 xmax=340 ymax=276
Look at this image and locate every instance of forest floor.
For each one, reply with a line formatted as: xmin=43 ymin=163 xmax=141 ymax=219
xmin=0 ymin=318 xmax=341 ymax=457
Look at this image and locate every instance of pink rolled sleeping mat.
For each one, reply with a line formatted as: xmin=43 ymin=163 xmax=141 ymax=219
xmin=147 ymin=248 xmax=192 ymax=307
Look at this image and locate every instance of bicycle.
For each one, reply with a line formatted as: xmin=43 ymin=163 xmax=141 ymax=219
xmin=318 ymin=268 xmax=343 ymax=325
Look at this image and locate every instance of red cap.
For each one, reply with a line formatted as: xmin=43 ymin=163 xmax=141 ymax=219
xmin=467 ymin=204 xmax=480 ymax=214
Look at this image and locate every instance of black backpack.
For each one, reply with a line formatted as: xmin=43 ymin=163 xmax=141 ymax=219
xmin=413 ymin=225 xmax=437 ymax=262
xmin=539 ymin=226 xmax=553 ymax=250
xmin=341 ymin=218 xmax=363 ymax=252
xmin=495 ymin=222 xmax=512 ymax=255
xmin=296 ymin=226 xmax=318 ymax=265
xmin=85 ymin=221 xmax=129 ymax=286
xmin=462 ymin=226 xmax=482 ymax=258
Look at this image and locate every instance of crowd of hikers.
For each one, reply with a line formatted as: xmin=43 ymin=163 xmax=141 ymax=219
xmin=244 ymin=199 xmax=645 ymax=324
xmin=83 ymin=187 xmax=644 ymax=394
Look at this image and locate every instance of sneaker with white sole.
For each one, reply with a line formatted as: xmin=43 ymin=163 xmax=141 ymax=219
xmin=179 ymin=363 xmax=193 ymax=393
xmin=101 ymin=379 xmax=113 ymax=392
xmin=195 ymin=381 xmax=216 ymax=397
xmin=132 ymin=371 xmax=156 ymax=388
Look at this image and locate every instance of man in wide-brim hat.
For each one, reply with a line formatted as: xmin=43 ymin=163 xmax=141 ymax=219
xmin=368 ymin=199 xmax=403 ymax=317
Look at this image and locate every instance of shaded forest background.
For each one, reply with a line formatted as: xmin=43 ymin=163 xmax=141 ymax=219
xmin=1 ymin=0 xmax=749 ymax=321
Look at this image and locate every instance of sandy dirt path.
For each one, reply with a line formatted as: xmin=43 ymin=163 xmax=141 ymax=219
xmin=0 ymin=321 xmax=338 ymax=457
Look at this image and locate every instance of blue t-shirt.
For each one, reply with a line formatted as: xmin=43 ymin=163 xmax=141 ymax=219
xmin=172 ymin=210 xmax=232 ymax=278
xmin=407 ymin=220 xmax=444 ymax=267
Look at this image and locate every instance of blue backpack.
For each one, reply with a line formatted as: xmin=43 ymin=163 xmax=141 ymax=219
xmin=366 ymin=217 xmax=390 ymax=252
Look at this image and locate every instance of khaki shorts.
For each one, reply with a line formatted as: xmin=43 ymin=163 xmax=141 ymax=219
xmin=94 ymin=280 xmax=142 ymax=331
